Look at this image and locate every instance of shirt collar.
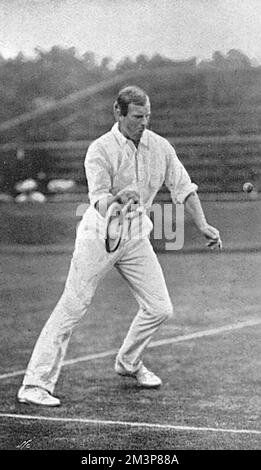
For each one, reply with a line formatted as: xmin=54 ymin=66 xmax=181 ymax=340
xmin=111 ymin=122 xmax=149 ymax=149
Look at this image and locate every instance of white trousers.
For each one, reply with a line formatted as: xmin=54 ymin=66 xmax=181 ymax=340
xmin=22 ymin=219 xmax=173 ymax=394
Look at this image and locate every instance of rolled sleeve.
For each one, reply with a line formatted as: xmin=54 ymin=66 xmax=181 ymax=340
xmin=164 ymin=141 xmax=198 ymax=204
xmin=84 ymin=142 xmax=112 ymax=206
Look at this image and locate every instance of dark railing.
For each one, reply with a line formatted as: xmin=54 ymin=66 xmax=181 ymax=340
xmin=0 ymin=135 xmax=261 ymax=195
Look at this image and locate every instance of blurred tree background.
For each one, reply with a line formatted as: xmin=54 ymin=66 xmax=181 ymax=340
xmin=0 ymin=47 xmax=261 ymax=195
xmin=0 ymin=46 xmax=260 ymax=143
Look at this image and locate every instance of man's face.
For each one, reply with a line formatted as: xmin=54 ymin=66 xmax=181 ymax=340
xmin=119 ymin=98 xmax=151 ymax=144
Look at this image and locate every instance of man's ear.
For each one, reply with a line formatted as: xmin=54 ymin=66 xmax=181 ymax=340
xmin=113 ymin=101 xmax=121 ymax=121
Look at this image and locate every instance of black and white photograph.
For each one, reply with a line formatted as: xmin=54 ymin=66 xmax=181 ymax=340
xmin=0 ymin=0 xmax=261 ymax=458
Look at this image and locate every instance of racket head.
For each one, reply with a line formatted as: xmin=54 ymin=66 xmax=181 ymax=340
xmin=105 ymin=201 xmax=124 ymax=253
xmin=105 ymin=198 xmax=139 ymax=253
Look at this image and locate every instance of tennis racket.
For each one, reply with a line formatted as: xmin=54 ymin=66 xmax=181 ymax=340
xmin=105 ymin=198 xmax=136 ymax=253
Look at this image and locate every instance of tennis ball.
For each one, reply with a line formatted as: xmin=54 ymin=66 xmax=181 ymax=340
xmin=243 ymin=182 xmax=253 ymax=193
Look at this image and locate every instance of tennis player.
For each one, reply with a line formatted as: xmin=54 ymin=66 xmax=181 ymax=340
xmin=17 ymin=86 xmax=222 ymax=406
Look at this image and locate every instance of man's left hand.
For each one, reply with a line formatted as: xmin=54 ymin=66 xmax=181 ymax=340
xmin=200 ymin=224 xmax=223 ymax=250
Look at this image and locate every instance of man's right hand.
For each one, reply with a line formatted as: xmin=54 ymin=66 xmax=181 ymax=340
xmin=95 ymin=190 xmax=140 ymax=217
xmin=116 ymin=190 xmax=140 ymax=205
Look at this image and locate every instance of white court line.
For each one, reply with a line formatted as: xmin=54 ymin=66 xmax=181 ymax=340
xmin=0 ymin=349 xmax=117 ymax=380
xmin=0 ymin=412 xmax=261 ymax=436
xmin=1 ymin=317 xmax=261 ymax=381
xmin=149 ymin=317 xmax=261 ymax=348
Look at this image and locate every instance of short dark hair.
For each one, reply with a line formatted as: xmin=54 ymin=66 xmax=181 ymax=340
xmin=116 ymin=86 xmax=148 ymax=116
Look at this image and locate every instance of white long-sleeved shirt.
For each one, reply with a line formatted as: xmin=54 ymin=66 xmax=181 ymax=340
xmin=85 ymin=122 xmax=197 ymax=207
xmin=80 ymin=123 xmax=198 ymax=240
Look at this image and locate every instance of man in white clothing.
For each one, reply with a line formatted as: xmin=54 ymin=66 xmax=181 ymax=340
xmin=17 ymin=86 xmax=222 ymax=407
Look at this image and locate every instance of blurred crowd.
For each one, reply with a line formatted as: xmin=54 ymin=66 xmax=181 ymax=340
xmin=0 ymin=147 xmax=75 ymax=203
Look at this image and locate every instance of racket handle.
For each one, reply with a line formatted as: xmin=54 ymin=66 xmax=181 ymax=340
xmin=122 ymin=198 xmax=136 ymax=215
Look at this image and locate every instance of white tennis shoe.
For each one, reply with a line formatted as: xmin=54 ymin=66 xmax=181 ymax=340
xmin=115 ymin=362 xmax=162 ymax=388
xmin=17 ymin=386 xmax=60 ymax=407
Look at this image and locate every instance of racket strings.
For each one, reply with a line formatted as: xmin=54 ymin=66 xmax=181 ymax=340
xmin=105 ymin=199 xmax=140 ymax=253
